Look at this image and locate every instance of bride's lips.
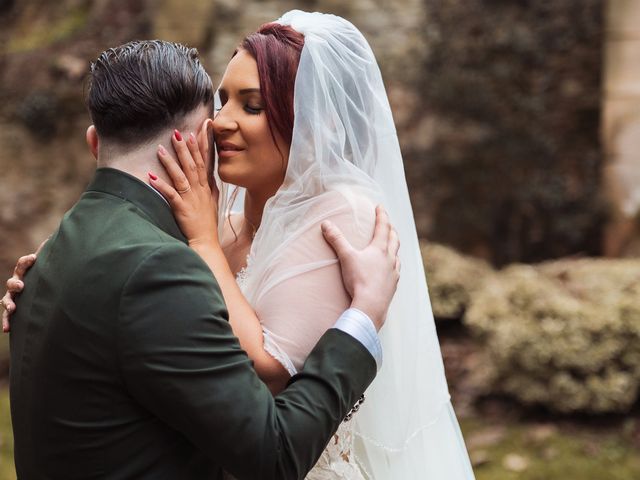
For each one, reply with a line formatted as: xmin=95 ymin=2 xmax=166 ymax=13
xmin=216 ymin=141 xmax=245 ymax=159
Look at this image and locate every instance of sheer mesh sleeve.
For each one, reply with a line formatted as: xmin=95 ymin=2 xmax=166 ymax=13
xmin=254 ymin=191 xmax=376 ymax=374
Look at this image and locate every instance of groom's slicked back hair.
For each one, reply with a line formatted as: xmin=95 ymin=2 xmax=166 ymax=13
xmin=87 ymin=40 xmax=213 ymax=145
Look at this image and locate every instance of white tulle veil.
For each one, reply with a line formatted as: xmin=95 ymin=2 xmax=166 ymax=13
xmin=216 ymin=10 xmax=475 ymax=479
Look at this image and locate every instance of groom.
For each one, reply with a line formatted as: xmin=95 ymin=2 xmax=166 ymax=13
xmin=8 ymin=41 xmax=399 ymax=479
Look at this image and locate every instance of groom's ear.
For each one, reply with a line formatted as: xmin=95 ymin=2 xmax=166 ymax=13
xmin=197 ymin=118 xmax=213 ymax=161
xmin=198 ymin=118 xmax=214 ymax=180
xmin=86 ymin=125 xmax=99 ymax=160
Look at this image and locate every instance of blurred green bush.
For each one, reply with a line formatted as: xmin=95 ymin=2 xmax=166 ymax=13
xmin=423 ymin=242 xmax=494 ymax=320
xmin=2 ymin=244 xmax=639 ymax=415
xmin=425 ymin=242 xmax=640 ymax=413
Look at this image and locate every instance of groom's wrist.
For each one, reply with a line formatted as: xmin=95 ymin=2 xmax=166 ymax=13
xmin=333 ymin=308 xmax=383 ymax=370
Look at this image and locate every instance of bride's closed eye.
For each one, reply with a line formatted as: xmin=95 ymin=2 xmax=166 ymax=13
xmin=244 ymin=104 xmax=263 ymax=115
xmin=240 ymin=89 xmax=264 ymax=115
xmin=214 ymin=101 xmax=263 ymax=115
xmin=216 ymin=86 xmax=264 ymax=113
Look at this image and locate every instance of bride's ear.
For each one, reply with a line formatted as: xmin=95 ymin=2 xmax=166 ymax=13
xmin=86 ymin=125 xmax=99 ymax=160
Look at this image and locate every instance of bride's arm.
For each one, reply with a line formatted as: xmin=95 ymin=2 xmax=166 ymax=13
xmin=150 ymin=128 xmax=290 ymax=394
xmin=252 ymin=193 xmax=376 ymax=375
xmin=187 ymin=242 xmax=291 ymax=393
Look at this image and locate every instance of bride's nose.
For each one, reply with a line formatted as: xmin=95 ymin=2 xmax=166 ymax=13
xmin=212 ymin=106 xmax=239 ymax=135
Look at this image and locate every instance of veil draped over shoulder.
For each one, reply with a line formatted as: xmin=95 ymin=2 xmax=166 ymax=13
xmin=216 ymin=10 xmax=475 ymax=479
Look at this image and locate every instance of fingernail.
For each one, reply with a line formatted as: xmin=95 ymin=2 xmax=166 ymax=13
xmin=321 ymin=221 xmax=329 ymax=231
xmin=158 ymin=144 xmax=167 ymax=155
xmin=174 ymin=129 xmax=183 ymax=141
xmin=189 ymin=132 xmax=196 ymax=144
xmin=17 ymin=281 xmax=23 ymax=288
xmin=148 ymin=172 xmax=158 ymax=181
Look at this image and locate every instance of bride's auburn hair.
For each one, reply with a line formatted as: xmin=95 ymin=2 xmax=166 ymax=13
xmin=225 ymin=24 xmax=304 ymax=240
xmin=238 ymin=23 xmax=304 ymax=149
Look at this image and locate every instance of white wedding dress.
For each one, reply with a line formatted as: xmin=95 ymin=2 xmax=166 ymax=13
xmin=220 ymin=10 xmax=475 ymax=480
xmin=235 ymin=191 xmax=373 ymax=479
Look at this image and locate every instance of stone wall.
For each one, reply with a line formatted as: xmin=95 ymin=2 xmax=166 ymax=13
xmin=0 ymin=0 xmax=606 ymax=275
xmin=416 ymin=0 xmax=605 ymax=265
xmin=602 ymin=0 xmax=640 ymax=256
xmin=0 ymin=0 xmax=155 ymax=270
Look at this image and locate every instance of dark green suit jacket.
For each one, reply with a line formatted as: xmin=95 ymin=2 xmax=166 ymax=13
xmin=10 ymin=168 xmax=376 ymax=480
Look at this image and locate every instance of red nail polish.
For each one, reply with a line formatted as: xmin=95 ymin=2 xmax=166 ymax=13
xmin=148 ymin=172 xmax=158 ymax=181
xmin=174 ymin=129 xmax=183 ymax=141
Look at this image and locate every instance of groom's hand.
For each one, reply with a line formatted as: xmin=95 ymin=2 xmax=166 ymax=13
xmin=321 ymin=205 xmax=400 ymax=331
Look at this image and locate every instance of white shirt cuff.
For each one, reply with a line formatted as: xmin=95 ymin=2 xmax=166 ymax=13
xmin=333 ymin=308 xmax=382 ymax=370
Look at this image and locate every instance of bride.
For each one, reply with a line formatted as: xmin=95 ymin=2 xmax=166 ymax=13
xmin=3 ymin=10 xmax=475 ymax=479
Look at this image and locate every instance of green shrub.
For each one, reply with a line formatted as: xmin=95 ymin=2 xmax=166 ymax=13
xmin=422 ymin=242 xmax=493 ymax=321
xmin=465 ymin=259 xmax=640 ymax=413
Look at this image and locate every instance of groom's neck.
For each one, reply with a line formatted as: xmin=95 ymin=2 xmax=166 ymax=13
xmin=96 ymin=133 xmax=173 ymax=187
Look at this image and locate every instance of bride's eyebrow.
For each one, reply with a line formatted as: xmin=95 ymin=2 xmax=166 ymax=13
xmin=216 ymin=87 xmax=260 ymax=99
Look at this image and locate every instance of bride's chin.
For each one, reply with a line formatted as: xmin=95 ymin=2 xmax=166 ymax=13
xmin=216 ymin=163 xmax=233 ymax=183
xmin=217 ymin=165 xmax=247 ymax=188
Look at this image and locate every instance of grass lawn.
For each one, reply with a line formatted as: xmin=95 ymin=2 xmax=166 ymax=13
xmin=1 ymin=391 xmax=639 ymax=480
xmin=0 ymin=333 xmax=638 ymax=480
xmin=0 ymin=385 xmax=14 ymax=480
xmin=1 ymin=333 xmax=13 ymax=479
xmin=461 ymin=415 xmax=640 ymax=480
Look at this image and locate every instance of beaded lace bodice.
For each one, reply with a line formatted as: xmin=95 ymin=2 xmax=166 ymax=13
xmin=305 ymin=419 xmax=365 ymax=480
xmin=224 ymin=198 xmax=374 ymax=479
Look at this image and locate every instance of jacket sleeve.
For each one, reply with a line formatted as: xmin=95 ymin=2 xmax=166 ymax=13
xmin=117 ymin=243 xmax=376 ymax=480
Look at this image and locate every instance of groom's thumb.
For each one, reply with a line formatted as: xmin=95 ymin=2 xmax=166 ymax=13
xmin=322 ymin=221 xmax=353 ymax=258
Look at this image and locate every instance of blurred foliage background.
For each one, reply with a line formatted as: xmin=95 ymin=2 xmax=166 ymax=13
xmin=1 ymin=0 xmax=640 ymax=478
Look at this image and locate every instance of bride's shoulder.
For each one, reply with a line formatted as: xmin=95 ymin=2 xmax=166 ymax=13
xmin=319 ymin=186 xmax=376 ymax=221
xmin=307 ymin=187 xmax=376 ymax=248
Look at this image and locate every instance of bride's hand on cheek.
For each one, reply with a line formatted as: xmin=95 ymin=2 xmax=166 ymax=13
xmin=149 ymin=127 xmax=220 ymax=249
